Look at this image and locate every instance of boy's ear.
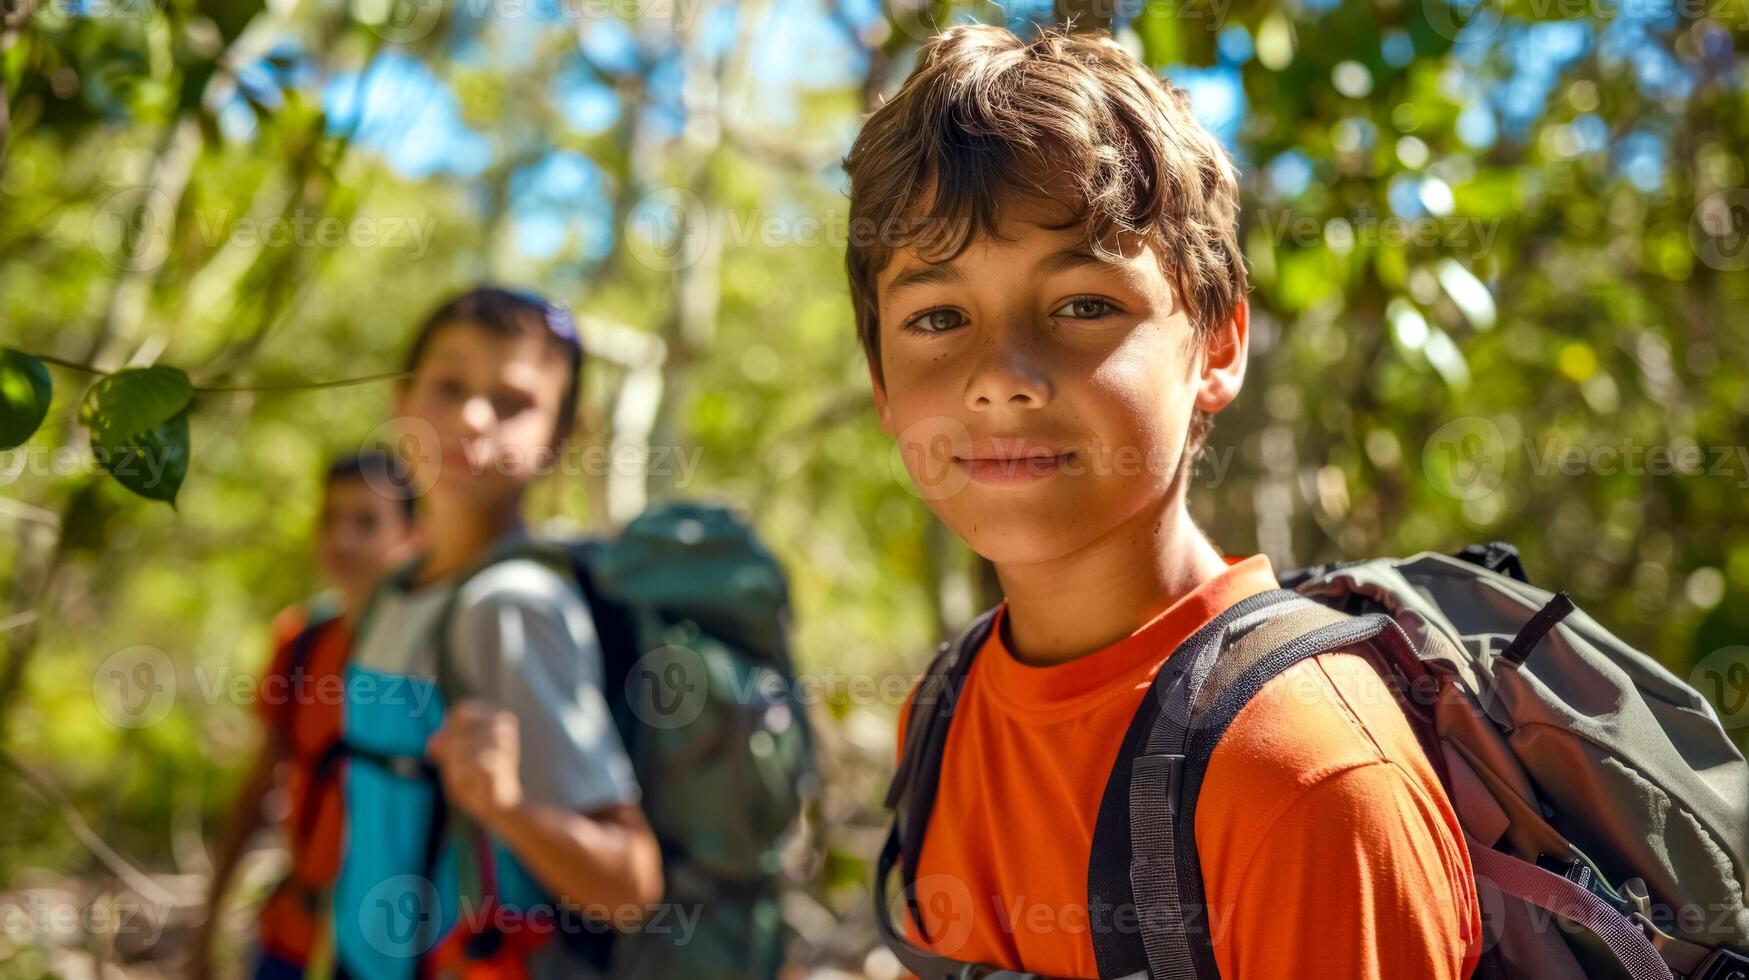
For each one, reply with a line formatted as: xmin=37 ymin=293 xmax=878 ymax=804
xmin=1195 ymin=299 xmax=1249 ymax=414
xmin=869 ymin=360 xmax=896 ymax=437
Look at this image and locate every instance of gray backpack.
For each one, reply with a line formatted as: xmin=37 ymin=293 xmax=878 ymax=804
xmin=878 ymin=542 xmax=1749 ymax=980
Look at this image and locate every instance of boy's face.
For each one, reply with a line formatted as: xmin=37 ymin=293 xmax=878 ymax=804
xmin=317 ymin=477 xmax=416 ymax=600
xmin=870 ymin=201 xmax=1249 ymax=567
xmin=393 ymin=320 xmax=573 ymax=507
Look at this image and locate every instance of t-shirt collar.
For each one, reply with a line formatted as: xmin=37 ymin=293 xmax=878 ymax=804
xmin=980 ymin=554 xmax=1280 ymax=716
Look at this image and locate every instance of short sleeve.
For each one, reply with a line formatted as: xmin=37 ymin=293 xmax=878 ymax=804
xmin=1210 ymin=762 xmax=1482 ymax=980
xmin=447 ymin=559 xmax=640 ymax=813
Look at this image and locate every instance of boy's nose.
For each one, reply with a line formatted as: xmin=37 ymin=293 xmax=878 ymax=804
xmin=461 ymin=396 xmax=496 ymax=434
xmin=964 ymin=324 xmax=1052 ymax=411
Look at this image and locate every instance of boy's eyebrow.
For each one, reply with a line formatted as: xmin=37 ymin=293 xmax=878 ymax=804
xmin=881 ymin=245 xmax=1112 ymax=301
xmin=1037 ymin=246 xmax=1109 ymax=275
xmin=882 ymin=262 xmax=965 ymax=298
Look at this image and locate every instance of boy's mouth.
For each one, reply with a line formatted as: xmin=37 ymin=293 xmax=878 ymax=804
xmin=953 ymin=440 xmax=1076 ymax=485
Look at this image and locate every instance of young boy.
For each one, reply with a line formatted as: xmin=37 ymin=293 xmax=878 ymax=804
xmin=847 ymin=26 xmax=1483 ymax=979
xmin=329 ymin=288 xmax=662 ymax=979
xmin=193 ymin=451 xmax=419 ymax=980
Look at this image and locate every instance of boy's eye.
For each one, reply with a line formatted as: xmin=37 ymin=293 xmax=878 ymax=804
xmin=434 ymin=377 xmax=467 ymax=399
xmin=1052 ymin=296 xmax=1117 ymax=320
xmin=904 ymin=308 xmax=968 ymax=335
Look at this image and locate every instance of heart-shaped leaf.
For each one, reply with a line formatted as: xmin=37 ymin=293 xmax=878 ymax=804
xmin=96 ymin=408 xmax=190 ymax=506
xmin=79 ymin=366 xmax=193 ymax=441
xmin=0 ymin=349 xmax=52 ymax=450
xmin=80 ymin=367 xmax=194 ymax=506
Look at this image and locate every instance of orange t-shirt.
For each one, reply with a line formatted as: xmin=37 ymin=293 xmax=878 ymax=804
xmin=896 ymin=555 xmax=1482 ymax=979
xmin=256 ymin=605 xmax=353 ymax=960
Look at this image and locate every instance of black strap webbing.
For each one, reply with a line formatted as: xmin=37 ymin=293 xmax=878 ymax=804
xmin=1117 ymin=596 xmax=1411 ymax=980
xmin=873 ymin=607 xmax=1009 ymax=977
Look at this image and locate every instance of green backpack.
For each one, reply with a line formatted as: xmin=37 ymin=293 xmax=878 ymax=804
xmin=880 ymin=542 xmax=1749 ymax=980
xmin=435 ymin=501 xmax=816 ymax=979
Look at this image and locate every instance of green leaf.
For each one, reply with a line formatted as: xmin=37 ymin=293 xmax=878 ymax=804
xmin=0 ymin=349 xmax=52 ymax=450
xmin=79 ymin=366 xmax=193 ymax=441
xmin=96 ymin=409 xmax=190 ymax=506
xmin=80 ymin=367 xmax=195 ymax=505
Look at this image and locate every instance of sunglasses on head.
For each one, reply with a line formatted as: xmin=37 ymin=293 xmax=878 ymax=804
xmin=499 ymin=287 xmax=580 ymax=348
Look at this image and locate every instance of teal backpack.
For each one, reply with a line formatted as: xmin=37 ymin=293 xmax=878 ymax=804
xmin=427 ymin=500 xmax=816 ymax=978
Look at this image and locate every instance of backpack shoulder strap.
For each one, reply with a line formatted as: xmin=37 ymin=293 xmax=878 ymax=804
xmin=1093 ymin=588 xmax=1413 ymax=980
xmin=568 ymin=540 xmax=645 ymax=751
xmin=267 ymin=601 xmax=344 ymax=751
xmin=431 ymin=539 xmax=577 ymax=702
xmin=418 ymin=539 xmax=579 ymax=966
xmin=873 ymin=605 xmax=1003 ymax=980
